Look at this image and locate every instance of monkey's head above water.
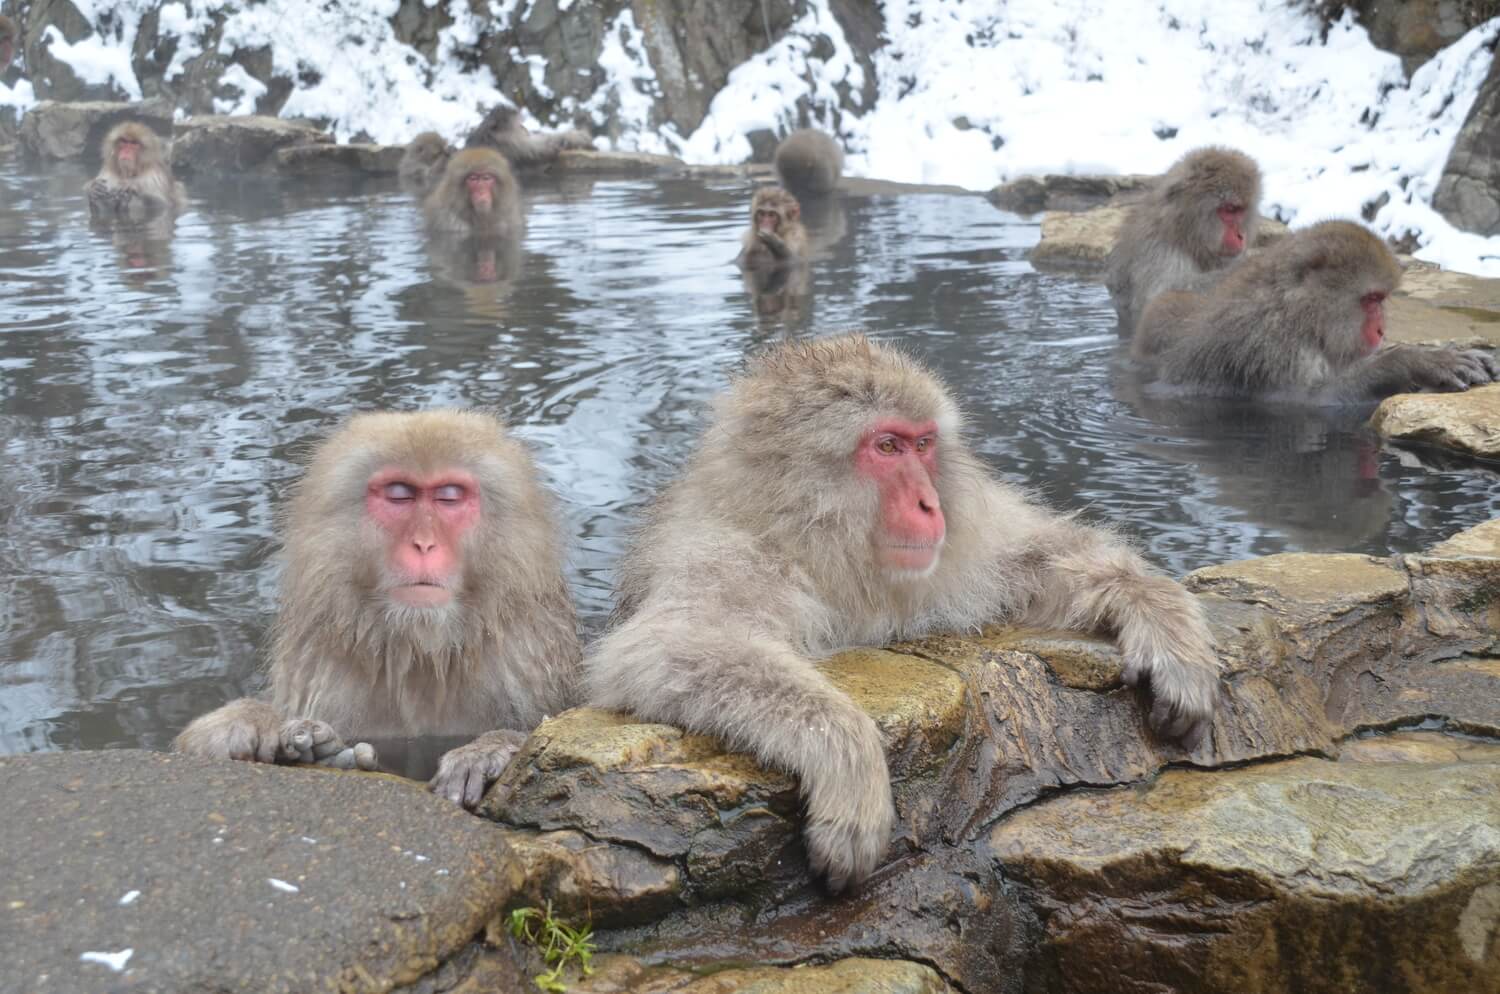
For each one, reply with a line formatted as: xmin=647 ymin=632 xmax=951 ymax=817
xmin=751 ymin=186 xmax=801 ymax=235
xmin=440 ymin=148 xmax=516 ymax=216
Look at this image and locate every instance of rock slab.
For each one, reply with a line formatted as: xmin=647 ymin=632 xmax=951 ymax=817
xmin=0 ymin=750 xmax=522 ymax=994
xmin=1371 ymin=383 xmax=1500 ymax=460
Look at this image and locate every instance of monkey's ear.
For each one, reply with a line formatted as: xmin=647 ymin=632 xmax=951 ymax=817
xmin=786 ymin=203 xmax=801 ymax=222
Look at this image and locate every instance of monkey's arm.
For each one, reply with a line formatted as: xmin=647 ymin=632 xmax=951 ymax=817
xmin=755 ymin=229 xmax=794 ymax=261
xmin=1326 ymin=345 xmax=1499 ymax=401
xmin=173 ymin=697 xmax=378 ymax=769
xmin=586 ymin=597 xmax=893 ymax=893
xmin=1008 ymin=514 xmax=1220 ymax=750
xmin=429 ymin=729 xmax=530 ymax=809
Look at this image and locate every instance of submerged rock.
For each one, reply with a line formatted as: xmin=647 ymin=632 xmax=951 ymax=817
xmin=274 ymin=142 xmax=404 ymax=177
xmin=1371 ymin=384 xmax=1500 ymax=460
xmin=989 ymin=173 xmax=1151 ymax=214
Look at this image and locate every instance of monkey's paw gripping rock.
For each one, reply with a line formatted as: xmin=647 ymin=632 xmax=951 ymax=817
xmin=278 ymin=718 xmax=375 ymax=769
xmin=320 ymin=743 xmax=378 ymax=770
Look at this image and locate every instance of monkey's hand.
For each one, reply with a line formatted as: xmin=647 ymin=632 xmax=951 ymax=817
xmin=1117 ymin=575 xmax=1220 ymax=752
xmin=556 ymin=129 xmax=594 ymax=151
xmin=276 ymin=718 xmax=377 ymax=771
xmin=173 ymin=697 xmax=285 ymax=763
xmin=430 ymin=729 xmax=530 ymax=810
xmin=756 ymin=230 xmax=792 ymax=261
xmin=800 ymin=707 xmax=894 ymax=895
xmin=1373 ymin=345 xmax=1498 ymax=394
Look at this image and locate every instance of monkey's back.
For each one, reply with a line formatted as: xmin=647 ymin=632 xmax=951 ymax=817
xmin=774 ymin=129 xmax=843 ymax=196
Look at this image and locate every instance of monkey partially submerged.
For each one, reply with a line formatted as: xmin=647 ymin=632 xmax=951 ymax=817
xmin=399 ymin=131 xmax=454 ymax=198
xmin=86 ymin=122 xmax=186 ymax=224
xmin=465 ymin=104 xmax=593 ymax=169
xmin=774 ymin=128 xmax=844 ymax=197
xmin=1106 ymin=146 xmax=1262 ymax=335
xmin=738 ymin=186 xmax=808 ymax=269
xmin=175 ymin=411 xmax=581 ymax=808
xmin=586 ymin=335 xmax=1222 ymax=893
xmin=1145 ymin=220 xmax=1499 ymax=402
xmin=423 ymin=147 xmax=524 ymax=240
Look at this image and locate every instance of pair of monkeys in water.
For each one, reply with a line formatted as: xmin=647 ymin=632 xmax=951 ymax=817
xmin=737 ymin=128 xmax=845 ymax=271
xmin=177 ymin=333 xmax=1222 ymax=894
xmin=1107 ymin=146 xmax=1498 ymax=402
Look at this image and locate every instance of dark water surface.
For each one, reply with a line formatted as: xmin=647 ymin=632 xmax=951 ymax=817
xmin=2 ymin=159 xmax=1498 ymax=756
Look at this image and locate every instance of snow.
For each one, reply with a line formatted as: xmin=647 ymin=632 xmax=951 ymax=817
xmin=118 ymin=890 xmax=141 ymax=906
xmin=267 ymin=878 xmax=300 ymax=893
xmin=79 ymin=949 xmax=133 ymax=972
xmin=29 ymin=0 xmax=1500 ymax=275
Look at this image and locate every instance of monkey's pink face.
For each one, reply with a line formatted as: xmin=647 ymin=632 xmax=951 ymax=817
xmin=466 ymin=172 xmax=496 ymax=212
xmin=1216 ymin=203 xmax=1247 ymax=256
xmin=854 ymin=419 xmax=945 ymax=575
xmin=756 ymin=208 xmax=782 ymax=233
xmin=1359 ymin=291 xmax=1387 ymax=353
xmin=115 ymin=137 xmax=142 ymax=176
xmin=364 ymin=467 xmax=481 ymax=608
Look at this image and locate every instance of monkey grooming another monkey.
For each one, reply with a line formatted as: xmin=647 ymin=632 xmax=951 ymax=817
xmin=86 ymin=122 xmax=186 ymax=223
xmin=423 ymin=147 xmax=523 ymax=240
xmin=1106 ymin=146 xmax=1261 ymax=335
xmin=587 ymin=335 xmax=1221 ymax=894
xmin=399 ymin=131 xmax=454 ymax=198
xmin=465 ymin=104 xmax=592 ymax=169
xmin=774 ymin=128 xmax=843 ymax=197
xmin=175 ymin=410 xmax=581 ymax=808
xmin=1151 ymin=220 xmax=1498 ymax=402
xmin=738 ymin=186 xmax=808 ymax=269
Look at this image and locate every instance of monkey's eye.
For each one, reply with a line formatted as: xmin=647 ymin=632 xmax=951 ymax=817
xmin=433 ymin=484 xmax=467 ymax=504
xmin=915 ymin=436 xmax=934 ymax=452
xmin=383 ymin=482 xmax=417 ymax=502
xmin=876 ymin=437 xmax=899 ymax=455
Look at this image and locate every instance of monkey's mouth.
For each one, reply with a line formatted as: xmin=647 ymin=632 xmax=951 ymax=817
xmin=391 ymin=581 xmax=452 ymax=608
xmin=880 ymin=542 xmax=942 ymax=573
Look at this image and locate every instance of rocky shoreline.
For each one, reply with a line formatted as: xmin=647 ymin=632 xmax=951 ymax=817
xmin=6 ymin=518 xmax=1499 ymax=993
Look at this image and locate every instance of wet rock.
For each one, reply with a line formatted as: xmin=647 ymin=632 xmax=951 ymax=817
xmin=171 ymin=115 xmax=332 ymax=176
xmin=274 ymin=142 xmax=404 ymax=177
xmin=574 ymin=955 xmax=956 ymax=993
xmin=18 ymin=98 xmax=174 ymax=162
xmin=500 ymin=828 xmax=682 ymax=928
xmin=550 ymin=149 xmax=687 ymax=176
xmin=0 ymin=750 xmax=524 ymax=994
xmin=1430 ymin=516 xmax=1500 ymax=558
xmin=989 ymin=173 xmax=1152 ymax=214
xmin=1435 ymin=50 xmax=1500 ymax=235
xmin=1370 ymin=384 xmax=1500 ymax=460
xmin=992 ymin=744 xmax=1500 ymax=993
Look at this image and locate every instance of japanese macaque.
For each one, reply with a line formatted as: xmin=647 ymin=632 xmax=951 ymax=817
xmin=85 ymin=122 xmax=186 ymax=224
xmin=0 ymin=15 xmax=17 ymax=72
xmin=1152 ymin=220 xmax=1499 ymax=402
xmin=1106 ymin=147 xmax=1262 ymax=335
xmin=175 ymin=411 xmax=582 ymax=808
xmin=465 ymin=104 xmax=592 ymax=169
xmin=423 ymin=148 xmax=523 ymax=239
xmin=587 ymin=335 xmax=1221 ymax=893
xmin=774 ymin=128 xmax=844 ymax=197
xmin=399 ymin=131 xmax=453 ymax=198
xmin=738 ymin=186 xmax=808 ymax=269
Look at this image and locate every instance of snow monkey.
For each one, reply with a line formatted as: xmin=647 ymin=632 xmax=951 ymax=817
xmin=1106 ymin=146 xmax=1262 ymax=335
xmin=85 ymin=122 xmax=186 ymax=223
xmin=774 ymin=128 xmax=844 ymax=197
xmin=465 ymin=104 xmax=593 ymax=169
xmin=1150 ymin=220 xmax=1499 ymax=402
xmin=423 ymin=147 xmax=523 ymax=240
xmin=175 ymin=411 xmax=582 ymax=809
xmin=399 ymin=131 xmax=454 ymax=198
xmin=738 ymin=186 xmax=808 ymax=269
xmin=0 ymin=15 xmax=17 ymax=72
xmin=586 ymin=335 xmax=1221 ymax=893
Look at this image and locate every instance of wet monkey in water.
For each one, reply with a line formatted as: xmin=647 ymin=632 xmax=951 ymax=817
xmin=399 ymin=131 xmax=454 ymax=198
xmin=1149 ymin=220 xmax=1499 ymax=402
xmin=423 ymin=147 xmax=523 ymax=240
xmin=1106 ymin=147 xmax=1261 ymax=334
xmin=175 ymin=411 xmax=582 ymax=808
xmin=465 ymin=104 xmax=592 ymax=168
xmin=86 ymin=121 xmax=187 ymax=223
xmin=774 ymin=128 xmax=844 ymax=197
xmin=586 ymin=335 xmax=1222 ymax=893
xmin=738 ymin=186 xmax=808 ymax=269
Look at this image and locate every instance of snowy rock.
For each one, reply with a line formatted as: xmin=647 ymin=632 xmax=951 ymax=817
xmin=1435 ymin=52 xmax=1500 ymax=236
xmin=18 ymin=98 xmax=173 ymax=162
xmin=274 ymin=142 xmax=403 ymax=177
xmin=989 ymin=173 xmax=1152 ymax=215
xmin=171 ymin=114 xmax=331 ymax=176
xmin=1333 ymin=0 xmax=1487 ymax=76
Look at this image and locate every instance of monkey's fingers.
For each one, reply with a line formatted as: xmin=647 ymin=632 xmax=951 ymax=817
xmin=225 ymin=722 xmax=279 ymax=765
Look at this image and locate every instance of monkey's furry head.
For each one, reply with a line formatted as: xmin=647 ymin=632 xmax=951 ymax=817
xmin=1161 ymin=146 xmax=1262 ymax=211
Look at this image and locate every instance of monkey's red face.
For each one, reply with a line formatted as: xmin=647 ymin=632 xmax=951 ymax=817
xmin=115 ymin=137 xmax=142 ymax=176
xmin=756 ymin=208 xmax=782 ymax=233
xmin=365 ymin=468 xmax=480 ymax=608
xmin=466 ymin=172 xmax=496 ymax=212
xmin=1217 ymin=203 xmax=1247 ymax=256
xmin=854 ymin=419 xmax=945 ymax=575
xmin=1359 ymin=291 xmax=1387 ymax=353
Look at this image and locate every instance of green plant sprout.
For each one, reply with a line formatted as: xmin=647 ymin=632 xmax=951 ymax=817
xmin=506 ymin=902 xmax=596 ymax=993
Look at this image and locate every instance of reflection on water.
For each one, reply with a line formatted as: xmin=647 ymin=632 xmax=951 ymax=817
xmin=2 ymin=159 xmax=1498 ymax=757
